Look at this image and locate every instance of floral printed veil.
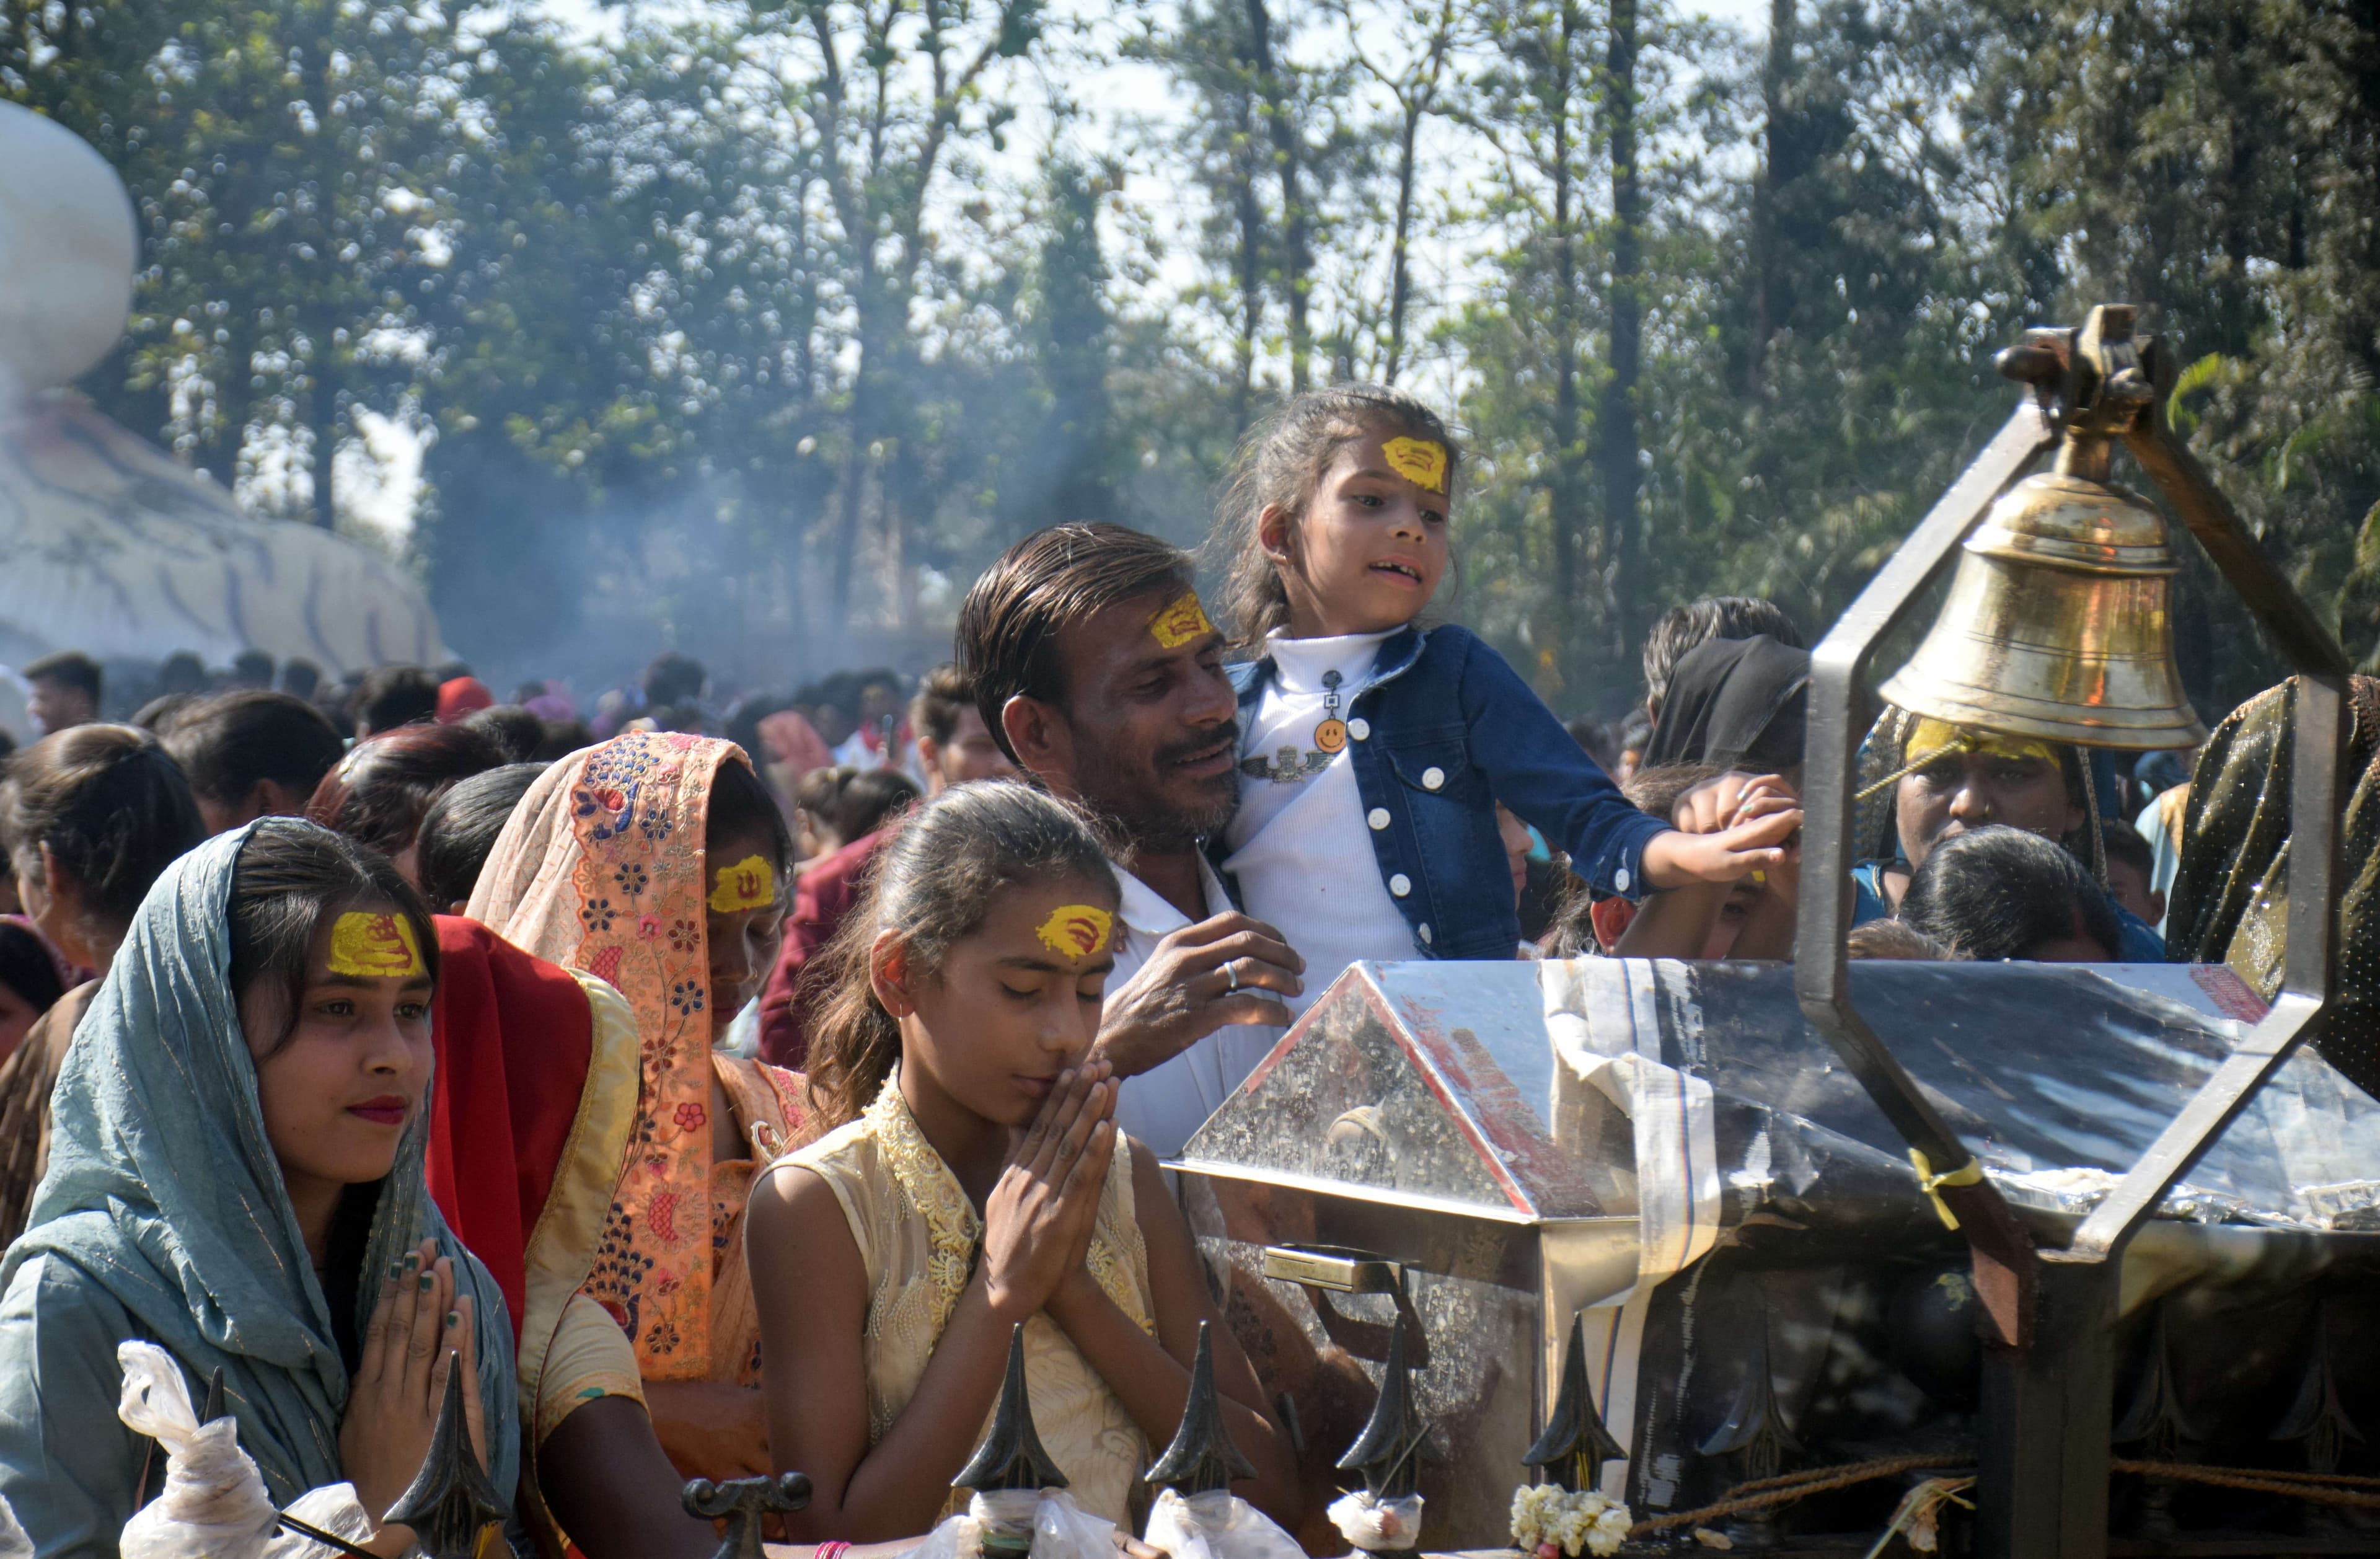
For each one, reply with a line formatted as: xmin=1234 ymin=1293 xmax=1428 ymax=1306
xmin=467 ymin=730 xmax=751 ymax=1380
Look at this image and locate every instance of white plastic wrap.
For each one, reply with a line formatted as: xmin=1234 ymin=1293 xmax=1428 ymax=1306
xmin=905 ymin=1489 xmax=1121 ymax=1559
xmin=262 ymin=1484 xmax=375 ymax=1558
xmin=1029 ymin=1489 xmax=1118 ymax=1559
xmin=1324 ymin=1490 xmax=1423 ymax=1553
xmin=114 ymin=1342 xmax=278 ymax=1559
xmin=1142 ymin=1488 xmax=1302 ymax=1559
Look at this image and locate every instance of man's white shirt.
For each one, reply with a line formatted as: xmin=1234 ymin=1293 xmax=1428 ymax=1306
xmin=1105 ymin=852 xmax=1284 ymax=1159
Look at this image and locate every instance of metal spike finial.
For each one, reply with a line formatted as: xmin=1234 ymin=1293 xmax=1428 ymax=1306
xmin=1336 ymin=1313 xmax=1429 ymax=1500
xmin=1144 ymin=1321 xmax=1258 ymax=1497
xmin=1523 ymin=1314 xmax=1624 ymax=1492
xmin=955 ymin=1323 xmax=1069 ymax=1496
xmin=1697 ymin=1310 xmax=1801 ymax=1485
xmin=2271 ymin=1302 xmax=2365 ymax=1476
xmin=382 ymin=1358 xmax=507 ymax=1559
xmin=684 ymin=1472 xmax=813 ymax=1559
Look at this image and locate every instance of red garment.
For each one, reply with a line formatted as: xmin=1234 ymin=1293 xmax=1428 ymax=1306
xmin=756 ymin=829 xmax=886 ymax=1068
xmin=437 ymin=676 xmax=496 ymax=723
xmin=424 ymin=915 xmax=596 ymax=1338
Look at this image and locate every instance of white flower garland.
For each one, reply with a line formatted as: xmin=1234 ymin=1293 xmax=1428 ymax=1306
xmin=1509 ymin=1482 xmax=1633 ymax=1558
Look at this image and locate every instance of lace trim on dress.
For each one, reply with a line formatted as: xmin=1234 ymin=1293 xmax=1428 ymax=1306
xmin=865 ymin=1075 xmax=982 ymax=1341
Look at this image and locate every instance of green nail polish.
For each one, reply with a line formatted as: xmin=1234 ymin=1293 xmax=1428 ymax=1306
xmin=403 ymin=1253 xmax=421 ymax=1272
xmin=418 ymin=1273 xmax=434 ymax=1292
xmin=387 ymin=1261 xmax=402 ymax=1281
xmin=446 ymin=1310 xmax=459 ymax=1328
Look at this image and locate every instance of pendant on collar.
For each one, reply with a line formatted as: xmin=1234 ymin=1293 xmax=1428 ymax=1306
xmin=1313 ymin=669 xmax=1348 ymax=754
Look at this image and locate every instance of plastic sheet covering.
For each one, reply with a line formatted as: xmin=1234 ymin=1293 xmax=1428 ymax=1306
xmin=1541 ymin=958 xmax=2380 ymax=1234
xmin=1141 ymin=1489 xmax=1303 ymax=1559
xmin=115 ymin=1341 xmax=277 ymax=1559
xmin=0 ymin=1489 xmax=29 ymax=1559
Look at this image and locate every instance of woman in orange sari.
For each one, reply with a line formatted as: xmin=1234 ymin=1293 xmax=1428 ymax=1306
xmin=468 ymin=730 xmax=808 ymax=1488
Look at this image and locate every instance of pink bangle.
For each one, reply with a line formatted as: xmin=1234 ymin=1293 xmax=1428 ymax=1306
xmin=816 ymin=1541 xmax=852 ymax=1559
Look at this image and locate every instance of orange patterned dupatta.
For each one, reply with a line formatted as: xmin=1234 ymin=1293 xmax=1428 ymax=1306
xmin=470 ymin=730 xmax=767 ymax=1380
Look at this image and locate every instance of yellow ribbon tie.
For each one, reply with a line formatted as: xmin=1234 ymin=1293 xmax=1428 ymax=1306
xmin=1909 ymin=1147 xmax=1984 ymax=1230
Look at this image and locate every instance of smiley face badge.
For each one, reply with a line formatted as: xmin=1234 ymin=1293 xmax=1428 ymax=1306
xmin=1036 ymin=904 xmax=1114 ymax=962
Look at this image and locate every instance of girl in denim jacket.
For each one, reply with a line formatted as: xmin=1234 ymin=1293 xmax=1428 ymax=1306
xmin=1208 ymin=384 xmax=1799 ymax=1009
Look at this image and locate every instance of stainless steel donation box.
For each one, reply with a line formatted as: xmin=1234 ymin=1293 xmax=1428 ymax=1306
xmin=1170 ymin=956 xmax=2380 ymax=1551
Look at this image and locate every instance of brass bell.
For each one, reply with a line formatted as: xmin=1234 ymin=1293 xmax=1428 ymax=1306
xmin=1878 ymin=434 xmax=2207 ymax=751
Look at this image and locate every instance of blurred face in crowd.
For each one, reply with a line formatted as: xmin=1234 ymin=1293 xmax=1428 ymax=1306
xmin=1001 ymin=590 xmax=1241 ymax=854
xmin=27 ymin=678 xmax=96 ymax=737
xmin=2104 ymin=855 xmax=2164 ymax=927
xmin=920 ymin=706 xmax=1015 ymax=795
xmin=1895 ymin=726 xmax=2084 ymax=872
xmin=810 ymin=702 xmax=856 ymax=748
xmin=859 ymin=681 xmax=902 ymax=731
xmin=0 ymin=979 xmax=42 ymax=1062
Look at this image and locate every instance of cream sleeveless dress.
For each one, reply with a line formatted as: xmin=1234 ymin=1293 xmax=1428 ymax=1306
xmin=787 ymin=1075 xmax=1157 ymax=1524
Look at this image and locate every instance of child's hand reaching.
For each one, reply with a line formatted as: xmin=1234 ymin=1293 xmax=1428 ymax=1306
xmin=979 ymin=1061 xmax=1117 ymax=1324
xmin=1641 ymin=771 xmax=1803 ymax=890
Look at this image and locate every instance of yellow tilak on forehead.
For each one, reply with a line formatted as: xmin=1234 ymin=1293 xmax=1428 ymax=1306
xmin=707 ymin=854 xmax=776 ymax=914
xmin=1036 ymin=904 xmax=1114 ymax=961
xmin=1380 ymin=436 xmax=1447 ymax=494
xmin=1905 ymin=717 xmax=2061 ymax=771
xmin=1148 ymin=591 xmax=1215 ymax=650
xmin=1855 ymin=716 xmax=2066 ymax=802
xmin=325 ymin=911 xmax=425 ymax=979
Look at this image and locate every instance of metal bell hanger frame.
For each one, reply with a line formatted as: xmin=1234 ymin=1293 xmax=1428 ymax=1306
xmin=1792 ymin=303 xmax=2350 ymax=1559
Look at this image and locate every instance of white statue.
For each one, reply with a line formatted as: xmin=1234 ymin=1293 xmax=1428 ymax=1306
xmin=0 ymin=103 xmax=445 ymax=679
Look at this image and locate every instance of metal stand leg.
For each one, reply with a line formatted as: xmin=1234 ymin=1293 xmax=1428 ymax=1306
xmin=1976 ymin=1260 xmax=2115 ymax=1559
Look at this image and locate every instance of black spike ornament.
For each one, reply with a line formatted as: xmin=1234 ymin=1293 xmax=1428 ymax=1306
xmin=381 ymin=1359 xmax=507 ymax=1559
xmin=1522 ymin=1314 xmax=1624 ymax=1492
xmin=1336 ymin=1314 xmax=1429 ymax=1501
xmin=955 ymin=1323 xmax=1069 ymax=1496
xmin=1144 ymin=1321 xmax=1256 ymax=1498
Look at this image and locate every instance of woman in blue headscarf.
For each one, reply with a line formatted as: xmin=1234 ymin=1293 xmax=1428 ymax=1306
xmin=0 ymin=818 xmax=519 ymax=1558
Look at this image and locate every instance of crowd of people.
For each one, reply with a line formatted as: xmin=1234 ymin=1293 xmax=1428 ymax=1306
xmin=0 ymin=381 xmax=2360 ymax=1559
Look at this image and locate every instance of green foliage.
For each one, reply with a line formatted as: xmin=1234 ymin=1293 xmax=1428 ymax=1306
xmin=9 ymin=0 xmax=2378 ymax=705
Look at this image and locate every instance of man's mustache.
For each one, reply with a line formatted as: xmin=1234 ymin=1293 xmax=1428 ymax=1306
xmin=1152 ymin=718 xmax=1240 ymax=770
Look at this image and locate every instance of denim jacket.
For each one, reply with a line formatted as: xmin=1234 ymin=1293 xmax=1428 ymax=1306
xmin=1223 ymin=624 xmax=1668 ymax=961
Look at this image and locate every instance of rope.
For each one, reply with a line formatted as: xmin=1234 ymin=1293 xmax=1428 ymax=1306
xmin=1626 ymin=1455 xmax=2380 ymax=1548
xmin=1628 ymin=1454 xmax=1955 ymax=1537
xmin=2114 ymin=1459 xmax=2380 ymax=1511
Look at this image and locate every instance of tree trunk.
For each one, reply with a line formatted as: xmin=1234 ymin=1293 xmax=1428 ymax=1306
xmin=1548 ymin=2 xmax=1584 ymax=660
xmin=1602 ymin=0 xmax=1642 ymax=660
xmin=1750 ymin=0 xmax=1793 ymax=395
xmin=1243 ymin=0 xmax=1311 ymax=391
xmin=1231 ymin=88 xmax=1267 ymax=432
xmin=1385 ymin=105 xmax=1421 ymax=384
xmin=312 ymin=397 xmax=337 ymax=529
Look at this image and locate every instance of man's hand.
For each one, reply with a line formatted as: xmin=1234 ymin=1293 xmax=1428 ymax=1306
xmin=1094 ymin=913 xmax=1303 ymax=1080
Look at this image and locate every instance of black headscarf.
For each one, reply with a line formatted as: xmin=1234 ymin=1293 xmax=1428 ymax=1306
xmin=1642 ymin=634 xmax=1810 ymax=774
